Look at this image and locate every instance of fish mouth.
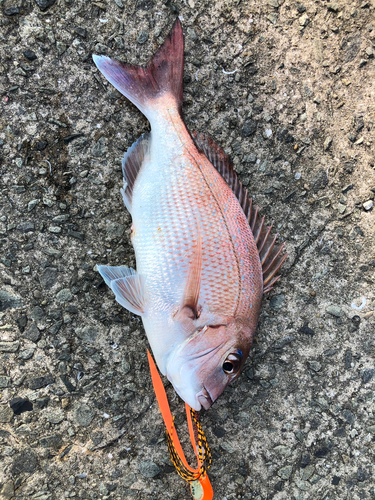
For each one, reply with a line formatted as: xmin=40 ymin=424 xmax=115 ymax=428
xmin=196 ymin=386 xmax=214 ymax=410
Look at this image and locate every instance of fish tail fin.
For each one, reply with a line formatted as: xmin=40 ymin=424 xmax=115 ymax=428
xmin=92 ymin=19 xmax=184 ymax=122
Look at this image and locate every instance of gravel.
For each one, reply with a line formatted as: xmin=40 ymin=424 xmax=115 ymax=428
xmin=137 ymin=30 xmax=149 ymax=44
xmin=10 ymin=450 xmax=39 ymax=475
xmin=55 ymin=288 xmax=73 ymax=303
xmin=9 ymin=397 xmax=33 ymax=415
xmin=242 ymin=118 xmax=257 ymax=137
xmin=326 ymin=305 xmax=343 ymax=317
xmin=278 ymin=465 xmax=293 ymax=480
xmin=0 ymin=291 xmax=23 ymax=311
xmin=311 ymin=170 xmax=329 ymax=192
xmin=74 ymin=404 xmax=95 ymax=426
xmin=363 ymin=200 xmax=373 ymax=211
xmin=0 ymin=340 xmax=20 ymax=352
xmin=362 ymin=368 xmax=375 ymax=384
xmin=3 ymin=6 xmax=20 ymax=15
xmin=34 ymin=0 xmax=56 ymax=11
xmin=138 ymin=461 xmax=161 ymax=478
xmin=27 ymin=375 xmax=55 ymax=390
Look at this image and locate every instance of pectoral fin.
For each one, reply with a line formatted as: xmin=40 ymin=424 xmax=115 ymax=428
xmin=97 ymin=265 xmax=146 ymax=316
xmin=176 ymin=230 xmax=202 ymax=321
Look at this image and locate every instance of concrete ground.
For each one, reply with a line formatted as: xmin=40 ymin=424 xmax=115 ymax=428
xmin=0 ymin=0 xmax=375 ymax=499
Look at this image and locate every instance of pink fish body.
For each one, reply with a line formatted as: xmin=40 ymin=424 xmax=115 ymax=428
xmin=93 ymin=20 xmax=286 ymax=411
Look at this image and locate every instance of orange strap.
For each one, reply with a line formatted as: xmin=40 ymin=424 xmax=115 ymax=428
xmin=147 ymin=350 xmax=213 ymax=500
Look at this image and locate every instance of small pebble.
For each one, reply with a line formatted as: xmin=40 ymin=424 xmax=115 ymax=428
xmin=62 ymin=398 xmax=70 ymax=409
xmin=328 ymin=2 xmax=340 ymax=12
xmin=265 ymin=128 xmax=272 ymax=138
xmin=23 ymin=50 xmax=37 ymax=61
xmin=56 ymin=42 xmax=67 ymax=55
xmin=342 ymin=184 xmax=353 ymax=193
xmin=363 ymin=200 xmax=373 ymax=211
xmin=34 ymin=0 xmax=56 ymax=11
xmin=4 ymin=6 xmax=20 ymax=15
xmin=43 ymin=197 xmax=55 ymax=207
xmin=187 ymin=27 xmax=197 ymax=40
xmin=75 ymin=27 xmax=87 ymax=38
xmin=28 ymin=199 xmax=40 ymax=211
xmin=56 ymin=288 xmax=73 ymax=303
xmin=138 ymin=461 xmax=160 ymax=478
xmin=308 ymin=360 xmax=322 ymax=372
xmin=220 ymin=441 xmax=235 ymax=453
xmin=278 ymin=465 xmax=293 ymax=480
xmin=296 ymin=2 xmax=306 ymax=13
xmin=326 ymin=305 xmax=343 ymax=317
xmin=74 ymin=404 xmax=95 ymax=427
xmin=299 ymin=13 xmax=309 ymax=26
xmin=45 ymin=409 xmax=64 ymax=424
xmin=362 ymin=369 xmax=375 ymax=384
xmin=324 ymin=136 xmax=333 ymax=150
xmin=95 ymin=43 xmax=108 ymax=53
xmin=137 ymin=31 xmax=149 ymax=44
xmin=36 ymin=141 xmax=48 ymax=151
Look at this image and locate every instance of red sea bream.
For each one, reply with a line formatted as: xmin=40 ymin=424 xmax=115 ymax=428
xmin=93 ymin=20 xmax=286 ymax=411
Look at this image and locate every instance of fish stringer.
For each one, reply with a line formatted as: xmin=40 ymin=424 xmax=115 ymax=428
xmin=147 ymin=350 xmax=213 ymax=500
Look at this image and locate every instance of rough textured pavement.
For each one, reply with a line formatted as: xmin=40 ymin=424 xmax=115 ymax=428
xmin=1 ymin=0 xmax=375 ymax=499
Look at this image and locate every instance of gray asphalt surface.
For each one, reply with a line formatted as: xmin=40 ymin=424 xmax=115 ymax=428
xmin=1 ymin=1 xmax=375 ymax=499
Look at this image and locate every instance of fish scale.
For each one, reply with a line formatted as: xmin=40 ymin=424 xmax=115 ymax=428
xmin=132 ymin=146 xmax=260 ymax=319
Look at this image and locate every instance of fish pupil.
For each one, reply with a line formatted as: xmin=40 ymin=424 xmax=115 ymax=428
xmin=223 ymin=361 xmax=234 ymax=373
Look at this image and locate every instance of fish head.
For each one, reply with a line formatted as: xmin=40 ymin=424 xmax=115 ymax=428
xmin=165 ymin=317 xmax=253 ymax=411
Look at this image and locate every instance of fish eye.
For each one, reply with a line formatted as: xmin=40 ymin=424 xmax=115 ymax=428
xmin=222 ymin=353 xmax=242 ymax=375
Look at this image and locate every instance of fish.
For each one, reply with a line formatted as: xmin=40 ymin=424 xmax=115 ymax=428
xmin=93 ymin=19 xmax=286 ymax=411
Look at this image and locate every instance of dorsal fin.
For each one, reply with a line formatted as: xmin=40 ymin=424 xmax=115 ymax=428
xmin=192 ymin=131 xmax=287 ymax=294
xmin=121 ymin=133 xmax=150 ymax=212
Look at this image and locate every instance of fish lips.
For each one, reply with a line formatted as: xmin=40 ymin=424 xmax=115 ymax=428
xmin=196 ymin=386 xmax=214 ymax=410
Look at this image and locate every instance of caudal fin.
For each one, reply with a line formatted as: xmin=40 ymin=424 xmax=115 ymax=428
xmin=93 ymin=19 xmax=184 ymax=121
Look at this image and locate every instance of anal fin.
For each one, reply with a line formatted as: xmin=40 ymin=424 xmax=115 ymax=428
xmin=97 ymin=265 xmax=146 ymax=316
